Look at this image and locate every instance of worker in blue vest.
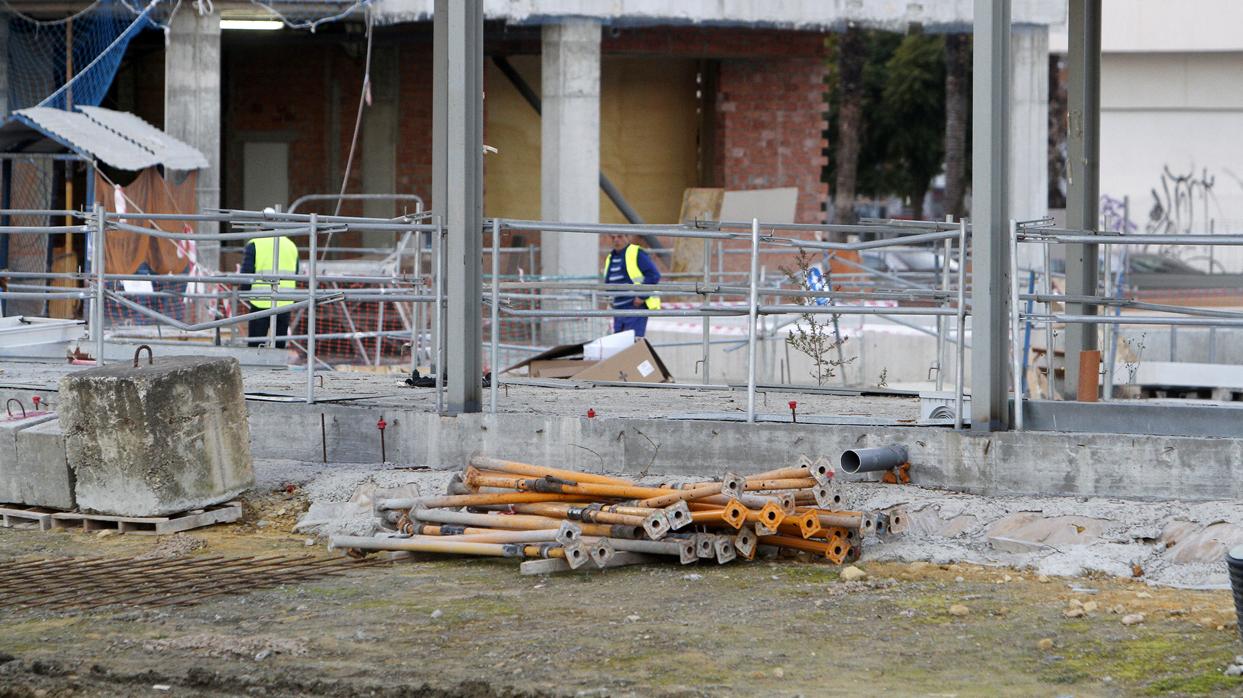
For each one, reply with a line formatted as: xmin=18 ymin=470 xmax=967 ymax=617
xmin=602 ymin=233 xmax=661 ymax=338
xmin=241 ymin=235 xmax=299 ymax=348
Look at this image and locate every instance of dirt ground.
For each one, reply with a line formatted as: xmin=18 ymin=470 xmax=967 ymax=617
xmin=2 ymin=487 xmax=1243 ymax=697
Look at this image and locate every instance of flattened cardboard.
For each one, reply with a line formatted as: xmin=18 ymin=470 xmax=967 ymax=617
xmin=503 ymin=338 xmax=673 ymax=384
xmin=529 ymin=359 xmax=593 ymax=379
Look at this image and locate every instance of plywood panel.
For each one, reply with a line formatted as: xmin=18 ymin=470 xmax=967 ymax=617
xmin=483 ymin=55 xmax=700 ymax=228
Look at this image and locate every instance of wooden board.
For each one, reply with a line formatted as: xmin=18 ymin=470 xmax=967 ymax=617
xmin=669 ymin=188 xmax=724 ymax=278
xmin=0 ymin=504 xmax=56 ymax=531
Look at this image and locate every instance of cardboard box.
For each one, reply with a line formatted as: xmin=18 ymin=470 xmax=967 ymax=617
xmin=504 ymin=338 xmax=673 ymax=383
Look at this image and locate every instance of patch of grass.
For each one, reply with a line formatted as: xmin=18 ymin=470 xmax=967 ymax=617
xmin=1147 ymin=671 xmax=1239 ymax=695
xmin=1052 ymin=629 xmax=1237 ymax=694
xmin=774 ymin=563 xmax=841 ymax=584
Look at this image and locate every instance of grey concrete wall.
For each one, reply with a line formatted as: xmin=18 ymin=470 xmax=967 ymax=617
xmin=165 ymin=9 xmax=221 ymax=270
xmin=650 ymin=325 xmax=965 ymax=388
xmin=362 ymin=45 xmax=400 ymax=248
xmin=246 ymin=399 xmax=1242 ymax=502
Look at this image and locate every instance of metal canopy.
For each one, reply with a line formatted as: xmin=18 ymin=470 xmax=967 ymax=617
xmin=0 ymin=106 xmax=207 ymax=171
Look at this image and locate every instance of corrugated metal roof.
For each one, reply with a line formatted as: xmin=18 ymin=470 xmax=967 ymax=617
xmin=77 ymin=106 xmax=209 ymax=171
xmin=1 ymin=106 xmax=207 ymax=172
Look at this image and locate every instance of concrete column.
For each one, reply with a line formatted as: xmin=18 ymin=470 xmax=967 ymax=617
xmin=970 ymin=0 xmax=1011 ymax=431
xmin=1009 ymin=24 xmax=1049 ymax=272
xmin=362 ymin=45 xmax=399 ymax=248
xmin=1064 ymin=0 xmax=1102 ymax=393
xmin=540 ymin=20 xmax=601 ymax=280
xmin=164 ymin=9 xmax=221 ymax=271
xmin=0 ymin=19 xmax=9 ymax=117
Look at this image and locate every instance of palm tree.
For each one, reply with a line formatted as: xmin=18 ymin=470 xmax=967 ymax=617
xmin=943 ymin=33 xmax=969 ymax=220
xmin=832 ymin=24 xmax=866 ymax=230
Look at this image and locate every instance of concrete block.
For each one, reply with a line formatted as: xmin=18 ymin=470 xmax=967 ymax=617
xmin=0 ymin=412 xmax=57 ymax=504
xmin=58 ymin=356 xmax=253 ymax=516
xmin=13 ymin=418 xmax=75 ymax=510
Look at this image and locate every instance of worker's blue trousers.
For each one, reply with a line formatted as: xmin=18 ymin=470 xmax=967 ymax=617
xmin=613 ymin=315 xmax=648 ymax=338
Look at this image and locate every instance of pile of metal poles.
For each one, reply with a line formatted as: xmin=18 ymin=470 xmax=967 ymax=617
xmin=329 ymin=454 xmax=908 ymax=573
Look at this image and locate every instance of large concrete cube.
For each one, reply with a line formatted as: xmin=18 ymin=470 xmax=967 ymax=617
xmin=58 ymin=356 xmax=254 ymax=516
xmin=13 ymin=418 xmax=75 ymax=510
xmin=0 ymin=411 xmax=58 ymax=505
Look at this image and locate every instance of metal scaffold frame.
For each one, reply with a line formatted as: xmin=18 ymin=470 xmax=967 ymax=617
xmin=0 ymin=206 xmax=971 ymax=426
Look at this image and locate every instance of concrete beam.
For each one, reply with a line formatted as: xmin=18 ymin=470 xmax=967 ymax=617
xmin=370 ymin=0 xmax=1066 ymax=31
xmin=1063 ymin=0 xmax=1102 ymax=393
xmin=433 ymin=0 xmax=484 ymax=413
xmin=164 ymin=8 xmax=221 ymax=271
xmin=540 ymin=19 xmax=601 ymax=282
xmin=970 ymin=0 xmax=1011 ymax=431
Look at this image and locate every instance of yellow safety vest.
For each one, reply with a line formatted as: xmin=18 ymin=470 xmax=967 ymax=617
xmin=248 ymin=236 xmax=298 ymax=309
xmin=603 ymin=244 xmax=661 ymax=310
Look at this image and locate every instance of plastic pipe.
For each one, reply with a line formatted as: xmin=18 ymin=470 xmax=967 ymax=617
xmin=840 ymin=445 xmax=909 ymax=474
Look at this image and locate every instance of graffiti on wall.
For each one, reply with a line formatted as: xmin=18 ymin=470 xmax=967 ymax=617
xmin=1146 ymin=166 xmax=1218 ymax=237
xmin=1101 ymin=166 xmax=1228 ymax=271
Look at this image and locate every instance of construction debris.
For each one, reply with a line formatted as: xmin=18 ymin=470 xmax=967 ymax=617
xmin=328 ymin=453 xmax=909 ymax=572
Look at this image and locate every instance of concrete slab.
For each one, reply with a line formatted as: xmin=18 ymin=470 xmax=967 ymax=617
xmin=1162 ymin=521 xmax=1243 ymax=565
xmin=58 ymin=356 xmax=254 ymax=516
xmin=985 ymin=513 xmax=1110 ymax=552
xmin=12 ymin=418 xmax=74 ymax=509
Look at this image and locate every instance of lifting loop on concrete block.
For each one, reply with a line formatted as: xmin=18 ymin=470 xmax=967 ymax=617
xmin=5 ymin=398 xmax=26 ymax=419
xmin=133 ymin=344 xmax=153 ymax=368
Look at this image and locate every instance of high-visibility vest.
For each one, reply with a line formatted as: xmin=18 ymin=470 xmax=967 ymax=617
xmin=603 ymin=244 xmax=661 ymax=310
xmin=248 ymin=236 xmax=298 ymax=309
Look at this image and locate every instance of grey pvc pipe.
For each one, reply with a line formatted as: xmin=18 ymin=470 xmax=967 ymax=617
xmin=840 ymin=445 xmax=909 ymax=474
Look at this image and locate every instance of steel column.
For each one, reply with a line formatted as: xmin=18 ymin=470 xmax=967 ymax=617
xmin=306 ymin=213 xmax=317 ymax=404
xmin=970 ymin=0 xmax=1011 ymax=431
xmin=433 ymin=0 xmax=484 ymax=413
xmin=746 ymin=218 xmax=759 ymax=423
xmin=93 ymin=203 xmax=105 ymax=366
xmin=1064 ymin=0 xmax=1102 ymax=393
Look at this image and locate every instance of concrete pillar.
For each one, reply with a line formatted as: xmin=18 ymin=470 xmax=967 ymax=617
xmin=362 ymin=45 xmax=399 ymax=248
xmin=164 ymin=9 xmax=221 ymax=271
xmin=1010 ymin=24 xmax=1049 ymax=272
xmin=970 ymin=0 xmax=1011 ymax=431
xmin=0 ymin=19 xmax=9 ymax=117
xmin=540 ymin=19 xmax=601 ymax=280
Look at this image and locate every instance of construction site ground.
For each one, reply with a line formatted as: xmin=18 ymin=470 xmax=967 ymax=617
xmin=3 ymin=461 xmax=1243 ymax=697
xmin=0 ymin=359 xmax=920 ymax=421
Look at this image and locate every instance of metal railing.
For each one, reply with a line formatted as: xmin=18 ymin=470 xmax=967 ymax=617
xmin=1 ymin=206 xmax=971 ymax=426
xmin=1012 ymin=218 xmax=1243 ymax=430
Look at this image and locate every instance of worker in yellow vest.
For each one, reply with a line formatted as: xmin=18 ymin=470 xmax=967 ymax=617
xmin=241 ymin=235 xmax=299 ymax=347
xmin=602 ymin=233 xmax=661 ymax=338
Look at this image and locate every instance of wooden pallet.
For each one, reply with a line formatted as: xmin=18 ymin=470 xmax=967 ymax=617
xmin=0 ymin=501 xmax=242 ymax=535
xmin=0 ymin=505 xmax=57 ymax=531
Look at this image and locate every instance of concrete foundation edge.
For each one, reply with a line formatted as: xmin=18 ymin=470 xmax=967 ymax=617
xmin=249 ymin=401 xmax=1236 ymax=502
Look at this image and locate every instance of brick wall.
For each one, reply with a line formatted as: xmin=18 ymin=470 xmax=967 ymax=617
xmin=714 ymin=58 xmax=829 ymax=226
xmin=222 ymin=26 xmax=827 ymax=231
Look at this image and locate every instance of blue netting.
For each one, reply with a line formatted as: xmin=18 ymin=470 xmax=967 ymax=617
xmin=5 ymin=0 xmax=154 ymax=112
